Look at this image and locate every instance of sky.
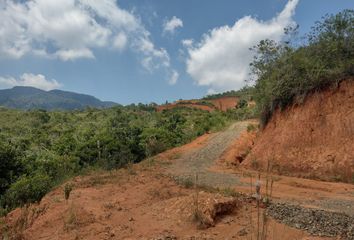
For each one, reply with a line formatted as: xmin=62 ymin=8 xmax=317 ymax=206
xmin=0 ymin=0 xmax=353 ymax=105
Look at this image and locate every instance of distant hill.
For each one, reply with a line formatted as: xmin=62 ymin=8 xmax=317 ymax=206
xmin=0 ymin=86 xmax=118 ymax=110
xmin=156 ymin=96 xmax=240 ymax=112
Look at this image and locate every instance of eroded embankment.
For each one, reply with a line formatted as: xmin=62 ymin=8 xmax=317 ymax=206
xmin=156 ymin=96 xmax=239 ymax=112
xmin=242 ymin=79 xmax=354 ymax=182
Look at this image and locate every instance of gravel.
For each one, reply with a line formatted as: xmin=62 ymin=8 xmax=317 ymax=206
xmin=167 ymin=122 xmax=248 ymax=188
xmin=268 ymin=202 xmax=354 ymax=239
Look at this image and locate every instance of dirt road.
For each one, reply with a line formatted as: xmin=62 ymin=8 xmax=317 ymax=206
xmin=165 ymin=121 xmax=354 ymax=238
xmin=167 ymin=122 xmax=249 ymax=188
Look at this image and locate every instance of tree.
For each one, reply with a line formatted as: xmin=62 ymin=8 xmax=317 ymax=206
xmin=0 ymin=143 xmax=22 ymax=195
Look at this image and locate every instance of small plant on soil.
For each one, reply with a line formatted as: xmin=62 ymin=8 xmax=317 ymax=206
xmin=247 ymin=124 xmax=258 ymax=132
xmin=64 ymin=183 xmax=73 ymax=201
xmin=179 ymin=177 xmax=194 ymax=189
xmin=126 ymin=162 xmax=136 ymax=175
xmin=220 ymin=187 xmax=240 ymax=197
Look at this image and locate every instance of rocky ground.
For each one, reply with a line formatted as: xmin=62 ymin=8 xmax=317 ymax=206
xmin=268 ymin=203 xmax=354 ymax=239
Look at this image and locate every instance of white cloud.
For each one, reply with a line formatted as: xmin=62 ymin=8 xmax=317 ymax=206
xmin=0 ymin=0 xmax=176 ymax=82
xmin=169 ymin=70 xmax=179 ymax=85
xmin=186 ymin=0 xmax=299 ymax=93
xmin=163 ymin=16 xmax=183 ymax=34
xmin=138 ymin=37 xmax=170 ymax=71
xmin=113 ymin=32 xmax=128 ymax=50
xmin=55 ymin=48 xmax=95 ymax=61
xmin=0 ymin=73 xmax=62 ymax=91
xmin=181 ymin=39 xmax=194 ymax=47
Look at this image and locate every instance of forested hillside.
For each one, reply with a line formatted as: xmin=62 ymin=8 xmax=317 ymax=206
xmin=0 ymin=106 xmax=236 ymax=213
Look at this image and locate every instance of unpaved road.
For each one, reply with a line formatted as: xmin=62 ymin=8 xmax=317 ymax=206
xmin=165 ymin=121 xmax=354 ymax=238
xmin=167 ymin=121 xmax=249 ymax=188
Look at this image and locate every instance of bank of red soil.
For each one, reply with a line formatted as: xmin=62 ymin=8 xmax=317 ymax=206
xmin=0 ymin=163 xmax=323 ymax=240
xmin=156 ymin=96 xmax=239 ymax=112
xmin=242 ymin=79 xmax=354 ymax=182
xmin=218 ymin=123 xmax=258 ymax=167
xmin=156 ymin=103 xmax=215 ymax=112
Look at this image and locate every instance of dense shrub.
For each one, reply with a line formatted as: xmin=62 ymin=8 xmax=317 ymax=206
xmin=2 ymin=173 xmax=52 ymax=209
xmin=0 ymin=142 xmax=22 ymax=195
xmin=251 ymin=10 xmax=354 ymax=126
xmin=203 ymin=86 xmax=254 ymax=100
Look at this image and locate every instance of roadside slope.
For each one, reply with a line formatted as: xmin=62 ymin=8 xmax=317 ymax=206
xmin=243 ymin=79 xmax=354 ymax=182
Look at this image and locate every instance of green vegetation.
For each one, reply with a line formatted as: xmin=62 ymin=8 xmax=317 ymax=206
xmin=225 ymin=104 xmax=257 ymax=121
xmin=251 ymin=10 xmax=354 ymax=126
xmin=203 ymin=86 xmax=254 ymax=102
xmin=0 ymin=106 xmax=235 ymax=213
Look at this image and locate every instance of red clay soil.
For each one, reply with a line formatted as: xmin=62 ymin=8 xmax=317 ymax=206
xmin=156 ymin=103 xmax=215 ymax=112
xmin=207 ymin=97 xmax=239 ymax=111
xmin=0 ymin=164 xmax=325 ymax=240
xmin=0 ymin=130 xmax=343 ymax=240
xmin=156 ymin=96 xmax=239 ymax=112
xmin=242 ymin=79 xmax=354 ymax=182
xmin=218 ymin=123 xmax=258 ymax=167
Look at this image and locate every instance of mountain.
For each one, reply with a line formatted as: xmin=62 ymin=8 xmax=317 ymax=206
xmin=0 ymin=86 xmax=118 ymax=110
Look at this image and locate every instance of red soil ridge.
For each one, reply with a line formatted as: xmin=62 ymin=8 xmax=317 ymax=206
xmin=156 ymin=96 xmax=239 ymax=112
xmin=242 ymin=79 xmax=354 ymax=182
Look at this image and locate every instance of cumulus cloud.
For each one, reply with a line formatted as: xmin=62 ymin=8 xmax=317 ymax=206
xmin=186 ymin=0 xmax=299 ymax=93
xmin=0 ymin=0 xmax=177 ymax=82
xmin=169 ymin=70 xmax=179 ymax=85
xmin=163 ymin=16 xmax=183 ymax=34
xmin=0 ymin=73 xmax=62 ymax=91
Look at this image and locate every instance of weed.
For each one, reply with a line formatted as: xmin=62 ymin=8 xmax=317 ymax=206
xmin=247 ymin=124 xmax=258 ymax=132
xmin=220 ymin=187 xmax=241 ymax=197
xmin=0 ymin=207 xmax=9 ymax=217
xmin=64 ymin=183 xmax=73 ymax=201
xmin=126 ymin=162 xmax=136 ymax=175
xmin=179 ymin=177 xmax=194 ymax=189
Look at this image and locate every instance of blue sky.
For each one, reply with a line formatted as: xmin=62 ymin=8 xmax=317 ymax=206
xmin=0 ymin=0 xmax=353 ymax=105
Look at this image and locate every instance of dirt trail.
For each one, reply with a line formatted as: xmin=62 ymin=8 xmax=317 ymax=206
xmin=167 ymin=122 xmax=249 ymax=188
xmin=165 ymin=121 xmax=354 ymax=217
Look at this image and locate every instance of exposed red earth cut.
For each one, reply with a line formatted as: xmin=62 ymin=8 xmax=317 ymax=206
xmin=242 ymin=79 xmax=354 ymax=182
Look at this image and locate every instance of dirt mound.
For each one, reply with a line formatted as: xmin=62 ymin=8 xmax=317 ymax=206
xmin=242 ymin=79 xmax=354 ymax=182
xmin=156 ymin=96 xmax=239 ymax=112
xmin=155 ymin=192 xmax=239 ymax=228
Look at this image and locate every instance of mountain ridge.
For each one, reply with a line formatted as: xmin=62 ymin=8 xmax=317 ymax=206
xmin=0 ymin=86 xmax=118 ymax=110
